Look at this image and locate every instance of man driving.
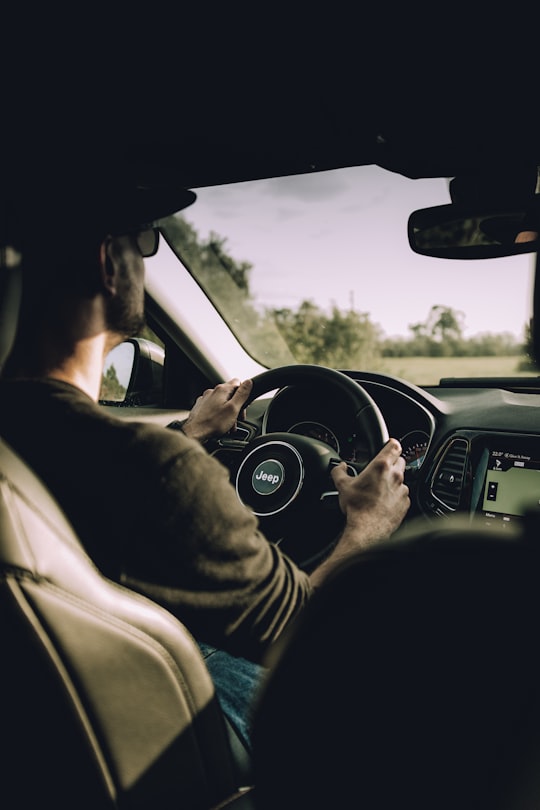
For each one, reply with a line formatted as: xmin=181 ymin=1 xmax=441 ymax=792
xmin=0 ymin=167 xmax=410 ymax=750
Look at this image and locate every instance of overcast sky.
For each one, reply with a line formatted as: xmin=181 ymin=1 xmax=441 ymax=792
xmin=183 ymin=165 xmax=534 ymax=340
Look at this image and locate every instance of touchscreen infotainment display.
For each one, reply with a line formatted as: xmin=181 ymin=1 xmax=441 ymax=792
xmin=480 ymin=448 xmax=540 ymax=525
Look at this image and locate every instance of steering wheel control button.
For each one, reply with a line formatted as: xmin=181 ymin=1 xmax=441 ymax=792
xmin=252 ymin=459 xmax=285 ymax=495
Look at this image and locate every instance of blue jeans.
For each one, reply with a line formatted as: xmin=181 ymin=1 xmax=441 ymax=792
xmin=197 ymin=642 xmax=265 ymax=752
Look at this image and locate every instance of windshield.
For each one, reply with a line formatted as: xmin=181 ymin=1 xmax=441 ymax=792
xmin=161 ymin=165 xmax=535 ymax=386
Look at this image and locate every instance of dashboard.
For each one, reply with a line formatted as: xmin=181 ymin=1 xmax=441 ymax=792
xmin=107 ymin=368 xmax=540 ymax=532
xmin=256 ymin=370 xmax=540 ymax=528
xmin=261 ymin=372 xmax=435 ymax=471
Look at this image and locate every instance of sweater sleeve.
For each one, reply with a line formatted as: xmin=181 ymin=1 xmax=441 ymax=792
xmin=121 ymin=434 xmax=313 ymax=663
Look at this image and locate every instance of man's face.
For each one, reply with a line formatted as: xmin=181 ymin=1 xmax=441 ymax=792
xmin=104 ymin=234 xmax=146 ymax=339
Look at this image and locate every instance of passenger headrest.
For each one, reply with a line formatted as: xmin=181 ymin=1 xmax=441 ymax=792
xmin=252 ymin=516 xmax=540 ymax=809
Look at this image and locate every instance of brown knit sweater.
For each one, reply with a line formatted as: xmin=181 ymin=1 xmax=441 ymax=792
xmin=0 ymin=378 xmax=312 ymax=662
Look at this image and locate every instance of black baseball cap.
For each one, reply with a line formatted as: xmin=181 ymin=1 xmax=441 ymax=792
xmin=92 ymin=183 xmax=197 ymax=236
xmin=2 ymin=152 xmax=197 ymax=252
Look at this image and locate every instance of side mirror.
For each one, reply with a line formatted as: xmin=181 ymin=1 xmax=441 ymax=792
xmin=100 ymin=337 xmax=164 ymax=406
xmin=408 ymin=203 xmax=539 ymax=259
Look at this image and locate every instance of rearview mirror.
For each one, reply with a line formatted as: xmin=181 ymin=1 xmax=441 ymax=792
xmin=408 ymin=203 xmax=539 ymax=259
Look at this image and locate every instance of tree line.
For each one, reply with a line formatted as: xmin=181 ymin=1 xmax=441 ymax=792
xmin=163 ymin=215 xmax=532 ymax=370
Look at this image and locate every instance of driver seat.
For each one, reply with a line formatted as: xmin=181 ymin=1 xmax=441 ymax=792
xmin=0 ymin=238 xmax=254 ymax=807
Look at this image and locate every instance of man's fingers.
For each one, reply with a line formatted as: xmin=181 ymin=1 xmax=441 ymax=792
xmin=229 ymin=378 xmax=253 ymax=407
xmin=330 ymin=461 xmax=349 ymax=486
xmin=379 ymin=437 xmax=402 ymax=459
xmin=331 ymin=438 xmax=404 ymax=488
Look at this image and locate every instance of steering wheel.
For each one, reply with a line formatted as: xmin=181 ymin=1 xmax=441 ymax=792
xmin=232 ymin=364 xmax=389 ymax=570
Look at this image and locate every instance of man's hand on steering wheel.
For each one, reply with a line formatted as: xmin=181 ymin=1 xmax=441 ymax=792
xmin=182 ymin=365 xmax=410 ymax=572
xmin=182 ymin=378 xmax=253 ymax=443
xmin=331 ymin=438 xmax=410 ymax=547
xmin=309 ymin=439 xmax=410 ymax=587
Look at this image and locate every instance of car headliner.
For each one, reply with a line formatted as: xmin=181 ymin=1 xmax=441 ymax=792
xmin=4 ymin=18 xmax=540 ymax=192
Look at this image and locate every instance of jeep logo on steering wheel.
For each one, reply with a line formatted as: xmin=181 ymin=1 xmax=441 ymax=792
xmin=252 ymin=459 xmax=285 ymax=495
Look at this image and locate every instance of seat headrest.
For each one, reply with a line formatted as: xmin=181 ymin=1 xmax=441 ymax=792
xmin=252 ymin=518 xmax=540 ymax=809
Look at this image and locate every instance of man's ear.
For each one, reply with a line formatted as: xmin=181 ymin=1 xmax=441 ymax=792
xmin=99 ymin=239 xmax=116 ymax=295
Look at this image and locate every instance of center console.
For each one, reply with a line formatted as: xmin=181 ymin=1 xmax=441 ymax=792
xmin=423 ymin=431 xmax=540 ymax=525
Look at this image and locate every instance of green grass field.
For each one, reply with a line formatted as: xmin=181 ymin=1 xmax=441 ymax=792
xmin=372 ymin=356 xmax=537 ymax=386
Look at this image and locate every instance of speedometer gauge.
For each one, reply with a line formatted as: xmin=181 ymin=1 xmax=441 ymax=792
xmin=289 ymin=421 xmax=340 ymax=453
xmin=400 ymin=430 xmax=429 ymax=471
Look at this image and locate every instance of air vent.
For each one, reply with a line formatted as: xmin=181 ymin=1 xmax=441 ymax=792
xmin=430 ymin=438 xmax=469 ymax=512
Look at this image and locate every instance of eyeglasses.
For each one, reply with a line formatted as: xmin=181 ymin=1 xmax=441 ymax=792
xmin=107 ymin=226 xmax=160 ymax=258
xmin=135 ymin=227 xmax=160 ymax=258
